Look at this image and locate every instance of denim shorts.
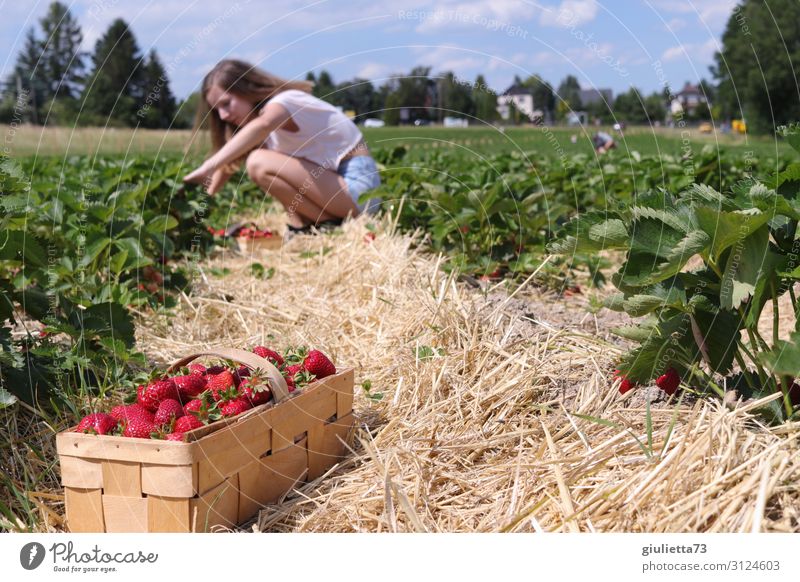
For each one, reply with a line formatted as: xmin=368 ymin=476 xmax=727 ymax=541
xmin=338 ymin=155 xmax=382 ymax=214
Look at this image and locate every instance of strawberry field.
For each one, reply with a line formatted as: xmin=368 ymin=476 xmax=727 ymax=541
xmin=2 ymin=127 xmax=800 ymax=532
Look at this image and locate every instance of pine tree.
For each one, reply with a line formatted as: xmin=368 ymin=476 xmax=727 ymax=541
xmin=473 ymin=74 xmax=499 ymax=123
xmin=138 ymin=49 xmax=177 ymax=128
xmin=81 ymin=18 xmax=146 ymax=126
xmin=5 ymin=27 xmax=46 ymax=123
xmin=39 ymin=1 xmax=85 ymax=101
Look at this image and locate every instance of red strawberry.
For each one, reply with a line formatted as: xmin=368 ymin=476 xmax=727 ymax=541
xmin=241 ymin=375 xmax=272 ymax=406
xmin=283 ymin=364 xmax=304 ymax=393
xmin=75 ymin=413 xmax=118 ymax=435
xmin=183 ymin=399 xmax=203 ymax=416
xmin=363 ymin=232 xmax=376 ymax=243
xmin=219 ymin=397 xmax=252 ymax=418
xmin=207 ymin=370 xmax=235 ymax=399
xmin=154 ymin=399 xmax=185 ymax=426
xmin=173 ymin=415 xmax=203 ymax=433
xmin=173 ymin=374 xmax=207 ymax=399
xmin=188 ymin=363 xmax=207 ymax=375
xmin=656 ymin=368 xmax=680 ymax=396
xmin=123 ymin=415 xmax=155 ymax=439
xmin=110 ymin=404 xmax=154 ymax=424
xmin=164 ymin=432 xmax=185 ymax=442
xmin=303 ymin=350 xmax=336 ymax=379
xmin=253 ymin=346 xmax=284 ymax=366
xmin=137 ymin=378 xmax=180 ymax=412
xmin=205 ymin=365 xmax=226 ymax=376
xmin=614 ymin=370 xmax=635 ymax=395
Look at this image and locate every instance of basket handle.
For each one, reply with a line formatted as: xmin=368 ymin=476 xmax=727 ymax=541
xmin=167 ymin=347 xmax=290 ymax=403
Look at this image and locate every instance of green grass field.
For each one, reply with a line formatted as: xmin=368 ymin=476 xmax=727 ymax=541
xmin=2 ymin=123 xmax=794 ymax=162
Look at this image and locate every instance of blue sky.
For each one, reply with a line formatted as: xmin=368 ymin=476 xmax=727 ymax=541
xmin=1 ymin=0 xmax=737 ymax=101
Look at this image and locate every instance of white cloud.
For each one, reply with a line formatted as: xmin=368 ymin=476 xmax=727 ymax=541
xmin=661 ymin=38 xmax=718 ymax=63
xmin=540 ymin=0 xmax=598 ymax=28
xmin=651 ymin=0 xmax=737 ymax=32
xmin=408 ymin=0 xmax=536 ymax=33
xmin=357 ymin=62 xmax=393 ymax=80
xmin=664 ymin=17 xmax=687 ymax=32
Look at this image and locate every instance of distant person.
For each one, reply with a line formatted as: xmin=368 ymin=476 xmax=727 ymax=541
xmin=183 ymin=59 xmax=381 ymax=232
xmin=592 ymin=131 xmax=616 ymax=154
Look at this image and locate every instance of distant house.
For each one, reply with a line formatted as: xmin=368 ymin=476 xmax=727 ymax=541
xmin=566 ymin=111 xmax=588 ymax=126
xmin=496 ymin=84 xmax=541 ymax=122
xmin=579 ymin=88 xmax=613 ymax=106
xmin=672 ymin=82 xmax=707 ymax=115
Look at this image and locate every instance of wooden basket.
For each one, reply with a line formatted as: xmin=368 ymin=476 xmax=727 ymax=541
xmin=236 ymin=235 xmax=282 ymax=255
xmin=56 ymin=348 xmax=354 ymax=532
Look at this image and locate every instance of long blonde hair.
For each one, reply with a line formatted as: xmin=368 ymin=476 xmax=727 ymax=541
xmin=192 ymin=59 xmax=313 ymax=155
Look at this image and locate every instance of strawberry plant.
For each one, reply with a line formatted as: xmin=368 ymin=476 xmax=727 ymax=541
xmin=548 ymin=124 xmax=800 ymax=423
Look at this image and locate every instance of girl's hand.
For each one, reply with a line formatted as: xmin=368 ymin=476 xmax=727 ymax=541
xmin=183 ymin=162 xmax=215 ymax=188
xmin=207 ymin=166 xmax=235 ymax=195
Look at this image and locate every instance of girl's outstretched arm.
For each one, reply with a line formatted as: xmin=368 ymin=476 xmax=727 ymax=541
xmin=183 ymin=103 xmax=291 ymax=191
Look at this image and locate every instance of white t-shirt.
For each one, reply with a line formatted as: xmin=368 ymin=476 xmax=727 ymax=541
xmin=263 ymin=90 xmax=363 ymax=169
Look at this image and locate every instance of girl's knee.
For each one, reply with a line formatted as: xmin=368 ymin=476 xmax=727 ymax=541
xmin=246 ymin=149 xmax=285 ymax=181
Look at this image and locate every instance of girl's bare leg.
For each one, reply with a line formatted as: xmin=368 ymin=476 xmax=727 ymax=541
xmin=246 ymin=149 xmax=359 ymax=226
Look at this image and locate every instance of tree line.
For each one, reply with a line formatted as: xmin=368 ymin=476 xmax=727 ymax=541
xmin=1 ymin=2 xmax=180 ymax=129
xmin=2 ymin=0 xmax=798 ymax=132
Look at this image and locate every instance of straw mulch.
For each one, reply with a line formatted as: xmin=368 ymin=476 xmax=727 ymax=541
xmin=137 ymin=214 xmax=800 ymax=533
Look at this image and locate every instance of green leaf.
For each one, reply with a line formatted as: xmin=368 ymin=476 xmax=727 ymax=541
xmin=623 ymin=295 xmax=666 ymax=317
xmin=720 ymin=226 xmax=770 ymax=310
xmin=0 ymin=387 xmax=18 ymax=409
xmin=79 ymin=236 xmax=112 ymax=268
xmin=760 ymin=331 xmax=800 ymax=375
xmin=146 ymin=214 xmax=179 ymax=234
xmin=652 ymin=230 xmax=711 ymax=281
xmin=695 ymin=207 xmax=771 ymax=260
xmin=689 ymin=309 xmax=742 ymax=375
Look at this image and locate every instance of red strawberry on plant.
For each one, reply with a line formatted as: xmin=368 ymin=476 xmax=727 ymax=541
xmin=138 ymin=378 xmax=180 ymax=412
xmin=173 ymin=415 xmax=203 ymax=433
xmin=154 ymin=399 xmax=185 ymax=426
xmin=75 ymin=413 xmax=118 ymax=435
xmin=253 ymin=346 xmax=284 ymax=366
xmin=656 ymin=368 xmax=680 ymax=396
xmin=173 ymin=374 xmax=207 ymax=399
xmin=614 ymin=370 xmax=635 ymax=395
xmin=303 ymin=349 xmax=336 ymax=379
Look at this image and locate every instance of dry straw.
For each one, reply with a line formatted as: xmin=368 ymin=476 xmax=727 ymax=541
xmin=134 ymin=212 xmax=799 ymax=533
xmin=4 ymin=210 xmax=797 ymax=532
